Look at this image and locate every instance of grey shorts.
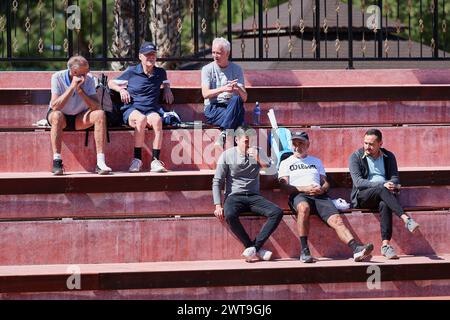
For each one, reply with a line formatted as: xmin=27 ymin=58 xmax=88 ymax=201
xmin=288 ymin=193 xmax=339 ymax=226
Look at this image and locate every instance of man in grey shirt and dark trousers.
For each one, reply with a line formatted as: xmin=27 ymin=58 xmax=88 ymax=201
xmin=349 ymin=128 xmax=420 ymax=259
xmin=213 ymin=126 xmax=283 ymax=262
xmin=202 ymin=37 xmax=247 ymax=147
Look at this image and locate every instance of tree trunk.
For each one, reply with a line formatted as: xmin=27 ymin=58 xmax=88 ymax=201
xmin=111 ymin=0 xmax=148 ymax=71
xmin=149 ymin=0 xmax=184 ymax=69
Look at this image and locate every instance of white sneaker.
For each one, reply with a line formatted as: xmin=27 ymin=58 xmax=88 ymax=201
xmin=96 ymin=163 xmax=112 ymax=175
xmin=242 ymin=246 xmax=257 ymax=262
xmin=150 ymin=159 xmax=168 ymax=172
xmin=128 ymin=158 xmax=143 ymax=173
xmin=256 ymin=248 xmax=273 ymax=261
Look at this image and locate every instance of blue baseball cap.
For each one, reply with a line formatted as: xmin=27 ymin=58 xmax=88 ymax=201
xmin=139 ymin=42 xmax=157 ymax=54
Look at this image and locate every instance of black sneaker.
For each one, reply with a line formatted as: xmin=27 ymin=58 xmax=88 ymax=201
xmin=353 ymin=243 xmax=374 ymax=262
xmin=300 ymin=247 xmax=314 ymax=263
xmin=52 ymin=159 xmax=64 ymax=175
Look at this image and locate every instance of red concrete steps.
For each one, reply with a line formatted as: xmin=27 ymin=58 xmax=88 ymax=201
xmin=2 ymin=100 xmax=450 ymax=128
xmin=0 ymin=211 xmax=448 ymax=266
xmin=0 ymin=166 xmax=449 ymax=194
xmin=0 ymin=255 xmax=449 ymax=299
xmin=2 ymin=69 xmax=450 ymax=88
xmin=0 ymin=126 xmax=448 ymax=172
xmin=0 ymin=186 xmax=448 ymax=221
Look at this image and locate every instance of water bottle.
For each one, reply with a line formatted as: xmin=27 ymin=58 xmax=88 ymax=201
xmin=253 ymin=102 xmax=261 ymax=126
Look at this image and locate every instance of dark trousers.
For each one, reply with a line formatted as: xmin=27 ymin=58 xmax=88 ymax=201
xmin=357 ymin=186 xmax=405 ymax=241
xmin=223 ymin=193 xmax=283 ymax=250
xmin=204 ymin=95 xmax=245 ymax=130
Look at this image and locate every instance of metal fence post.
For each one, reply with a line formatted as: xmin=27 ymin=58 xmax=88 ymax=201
xmin=432 ymin=0 xmax=439 ymax=58
xmin=194 ymin=0 xmax=199 ymax=55
xmin=6 ymin=0 xmax=12 ymax=59
xmin=347 ymin=0 xmax=354 ymax=68
xmin=315 ymin=0 xmax=320 ymax=59
xmin=227 ymin=0 xmax=232 ymax=57
xmin=102 ymin=0 xmax=107 ymax=69
xmin=258 ymin=0 xmax=263 ymax=59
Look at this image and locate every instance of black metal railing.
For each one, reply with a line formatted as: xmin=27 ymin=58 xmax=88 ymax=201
xmin=0 ymin=0 xmax=448 ymax=70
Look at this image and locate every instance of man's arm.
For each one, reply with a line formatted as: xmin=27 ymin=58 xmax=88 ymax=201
xmin=233 ymin=82 xmax=247 ymax=102
xmin=348 ymin=152 xmax=383 ymax=190
xmin=50 ymin=76 xmax=79 ymax=111
xmin=162 ymin=81 xmax=174 ymax=104
xmin=76 ymin=81 xmax=100 ymax=111
xmin=248 ymin=147 xmax=271 ymax=168
xmin=279 ymin=177 xmax=319 ymax=195
xmin=278 ymin=176 xmax=300 ymax=194
xmin=212 ymin=155 xmax=228 ymax=221
xmin=386 ymin=152 xmax=400 ymax=185
xmin=201 ymin=83 xmax=233 ymax=100
xmin=308 ymin=174 xmax=329 ymax=196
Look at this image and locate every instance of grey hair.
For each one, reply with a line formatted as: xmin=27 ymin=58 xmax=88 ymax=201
xmin=212 ymin=37 xmax=231 ymax=53
xmin=67 ymin=55 xmax=89 ymax=70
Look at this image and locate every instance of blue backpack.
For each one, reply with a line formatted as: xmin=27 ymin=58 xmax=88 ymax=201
xmin=266 ymin=108 xmax=294 ymax=167
xmin=269 ymin=127 xmax=294 ymax=168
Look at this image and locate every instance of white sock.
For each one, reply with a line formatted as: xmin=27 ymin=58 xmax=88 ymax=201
xmin=96 ymin=153 xmax=111 ymax=170
xmin=53 ymin=153 xmax=61 ymax=160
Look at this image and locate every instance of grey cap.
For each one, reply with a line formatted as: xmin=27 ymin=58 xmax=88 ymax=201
xmin=291 ymin=131 xmax=309 ymax=141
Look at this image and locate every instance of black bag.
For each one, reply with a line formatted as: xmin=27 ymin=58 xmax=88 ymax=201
xmin=96 ymin=73 xmax=124 ymax=128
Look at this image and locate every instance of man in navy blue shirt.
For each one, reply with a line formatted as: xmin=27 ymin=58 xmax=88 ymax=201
xmin=109 ymin=42 xmax=174 ymax=172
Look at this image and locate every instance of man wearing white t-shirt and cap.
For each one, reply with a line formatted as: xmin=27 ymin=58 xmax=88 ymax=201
xmin=278 ymin=131 xmax=373 ymax=263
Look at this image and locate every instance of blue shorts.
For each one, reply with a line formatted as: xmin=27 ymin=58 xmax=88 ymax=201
xmin=122 ymin=105 xmax=163 ymax=125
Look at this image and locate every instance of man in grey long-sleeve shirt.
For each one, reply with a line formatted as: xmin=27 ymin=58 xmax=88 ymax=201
xmin=213 ymin=126 xmax=283 ymax=262
xmin=349 ymin=128 xmax=420 ymax=260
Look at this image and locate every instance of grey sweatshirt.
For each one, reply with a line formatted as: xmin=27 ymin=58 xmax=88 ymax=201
xmin=212 ymin=147 xmax=270 ymax=205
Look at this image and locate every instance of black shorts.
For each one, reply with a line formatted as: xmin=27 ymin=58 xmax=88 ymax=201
xmin=288 ymin=193 xmax=339 ymax=226
xmin=46 ymin=109 xmax=77 ymax=130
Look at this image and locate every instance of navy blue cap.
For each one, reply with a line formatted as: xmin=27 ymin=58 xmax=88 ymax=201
xmin=139 ymin=42 xmax=157 ymax=54
xmin=291 ymin=131 xmax=309 ymax=141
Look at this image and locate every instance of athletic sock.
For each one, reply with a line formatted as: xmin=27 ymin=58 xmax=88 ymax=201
xmin=347 ymin=239 xmax=359 ymax=252
xmin=96 ymin=153 xmax=110 ymax=170
xmin=300 ymin=236 xmax=308 ymax=250
xmin=53 ymin=153 xmax=62 ymax=160
xmin=134 ymin=147 xmax=142 ymax=160
xmin=152 ymin=149 xmax=160 ymax=161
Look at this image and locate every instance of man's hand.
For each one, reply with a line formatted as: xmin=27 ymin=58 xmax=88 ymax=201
xmin=300 ymin=184 xmax=322 ymax=196
xmin=214 ymin=204 xmax=224 ymax=221
xmin=384 ymin=181 xmax=396 ymax=192
xmin=119 ymin=88 xmax=131 ymax=104
xmin=163 ymin=87 xmax=174 ymax=104
xmin=247 ymin=146 xmax=259 ymax=159
xmin=222 ymin=79 xmax=238 ymax=94
xmin=71 ymin=75 xmax=85 ymax=90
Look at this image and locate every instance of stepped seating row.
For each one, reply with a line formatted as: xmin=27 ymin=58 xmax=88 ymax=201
xmin=0 ymin=211 xmax=448 ymax=265
xmin=2 ymin=100 xmax=450 ymax=128
xmin=0 ymin=126 xmax=448 ymax=172
xmin=1 ymin=255 xmax=449 ymax=299
xmin=0 ymin=186 xmax=448 ymax=221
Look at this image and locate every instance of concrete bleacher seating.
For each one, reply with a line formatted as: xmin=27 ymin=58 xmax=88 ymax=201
xmin=0 ymin=69 xmax=449 ymax=299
